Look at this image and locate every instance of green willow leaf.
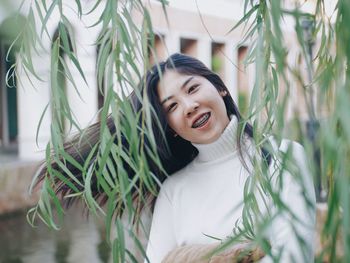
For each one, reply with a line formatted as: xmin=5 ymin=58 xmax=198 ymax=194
xmin=40 ymin=0 xmax=58 ymax=37
xmin=227 ymin=4 xmax=260 ymax=34
xmin=15 ymin=0 xmax=350 ymax=262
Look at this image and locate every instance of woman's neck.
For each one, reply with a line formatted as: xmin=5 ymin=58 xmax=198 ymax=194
xmin=191 ymin=115 xmax=238 ymax=162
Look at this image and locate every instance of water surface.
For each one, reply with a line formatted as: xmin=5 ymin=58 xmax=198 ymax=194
xmin=0 ymin=206 xmax=111 ymax=263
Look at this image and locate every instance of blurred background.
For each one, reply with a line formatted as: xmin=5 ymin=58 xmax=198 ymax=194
xmin=0 ymin=0 xmax=339 ymax=262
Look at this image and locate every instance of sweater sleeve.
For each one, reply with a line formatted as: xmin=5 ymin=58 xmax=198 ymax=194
xmin=145 ymin=179 xmax=177 ymax=263
xmin=259 ymin=141 xmax=316 ymax=263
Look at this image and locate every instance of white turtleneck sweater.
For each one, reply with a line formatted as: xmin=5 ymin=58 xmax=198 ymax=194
xmin=145 ymin=116 xmax=316 ymax=263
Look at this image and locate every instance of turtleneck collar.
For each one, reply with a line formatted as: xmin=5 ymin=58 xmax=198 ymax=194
xmin=192 ymin=115 xmax=239 ymax=163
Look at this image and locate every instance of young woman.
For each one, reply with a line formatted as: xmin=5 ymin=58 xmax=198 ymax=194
xmin=140 ymin=53 xmax=316 ymax=263
xmin=36 ymin=53 xmax=315 ymax=262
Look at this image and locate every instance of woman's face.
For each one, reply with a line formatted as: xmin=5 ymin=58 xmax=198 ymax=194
xmin=157 ymin=70 xmax=230 ymax=144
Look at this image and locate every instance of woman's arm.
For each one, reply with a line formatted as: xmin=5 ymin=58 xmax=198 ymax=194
xmin=145 ymin=181 xmax=177 ymax=263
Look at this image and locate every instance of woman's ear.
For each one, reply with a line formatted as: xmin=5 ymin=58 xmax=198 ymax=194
xmin=219 ymin=90 xmax=228 ymax=97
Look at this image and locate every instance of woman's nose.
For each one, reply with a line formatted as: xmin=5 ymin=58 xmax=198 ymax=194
xmin=184 ymin=100 xmax=199 ymax=117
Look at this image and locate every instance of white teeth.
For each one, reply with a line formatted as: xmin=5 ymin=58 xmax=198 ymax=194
xmin=192 ymin=113 xmax=210 ymax=128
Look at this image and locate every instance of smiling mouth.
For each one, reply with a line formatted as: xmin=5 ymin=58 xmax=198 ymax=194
xmin=192 ymin=113 xmax=211 ymax=128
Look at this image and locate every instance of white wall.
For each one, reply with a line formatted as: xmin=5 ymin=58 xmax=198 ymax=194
xmin=15 ymin=1 xmax=103 ymax=160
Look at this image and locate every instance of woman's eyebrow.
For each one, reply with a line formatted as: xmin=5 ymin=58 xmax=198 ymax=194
xmin=160 ymin=76 xmax=194 ymax=105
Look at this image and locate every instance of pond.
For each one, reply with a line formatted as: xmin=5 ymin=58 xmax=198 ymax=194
xmin=0 ymin=206 xmax=111 ymax=263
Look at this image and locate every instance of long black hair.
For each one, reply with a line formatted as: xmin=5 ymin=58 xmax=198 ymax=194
xmin=35 ymin=53 xmax=269 ymax=215
xmin=133 ymin=53 xmax=257 ymax=175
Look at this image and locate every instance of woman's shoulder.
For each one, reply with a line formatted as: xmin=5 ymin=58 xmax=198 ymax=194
xmin=267 ymin=136 xmax=305 ymax=155
xmin=160 ymin=162 xmax=195 ymax=194
xmin=279 ymin=139 xmax=308 ymax=166
xmin=267 ymin=137 xmax=309 ymax=175
xmin=268 ymin=137 xmax=312 ymax=184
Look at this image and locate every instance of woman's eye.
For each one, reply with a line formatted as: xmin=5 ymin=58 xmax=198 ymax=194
xmin=167 ymin=103 xmax=177 ymax=112
xmin=188 ymin=85 xmax=199 ymax=94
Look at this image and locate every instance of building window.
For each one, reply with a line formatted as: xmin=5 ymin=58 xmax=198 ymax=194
xmin=211 ymin=42 xmax=225 ymax=80
xmin=180 ymin=38 xmax=197 ymax=57
xmin=96 ymin=42 xmax=106 ymax=116
xmin=148 ymin=33 xmax=167 ymax=66
xmin=0 ymin=15 xmax=24 ymax=151
xmin=51 ymin=23 xmax=73 ymax=135
xmin=0 ymin=41 xmax=18 ymax=150
xmin=237 ymin=46 xmax=249 ymax=116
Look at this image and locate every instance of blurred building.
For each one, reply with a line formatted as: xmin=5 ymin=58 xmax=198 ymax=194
xmin=0 ymin=0 xmax=320 ymax=161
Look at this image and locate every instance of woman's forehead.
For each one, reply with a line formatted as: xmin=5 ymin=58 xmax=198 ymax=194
xmin=157 ymin=70 xmax=196 ymax=99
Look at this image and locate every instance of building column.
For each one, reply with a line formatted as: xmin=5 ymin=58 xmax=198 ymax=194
xmin=225 ymin=41 xmax=238 ymax=101
xmin=197 ymin=38 xmax=211 ymax=68
xmin=17 ymin=55 xmax=51 ymax=160
xmin=66 ymin=53 xmax=98 ymax=130
xmin=165 ymin=32 xmax=180 ymax=55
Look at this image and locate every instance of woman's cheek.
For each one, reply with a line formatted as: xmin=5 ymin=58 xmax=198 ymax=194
xmin=169 ymin=112 xmax=183 ymax=131
xmin=166 ymin=114 xmax=178 ymax=130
